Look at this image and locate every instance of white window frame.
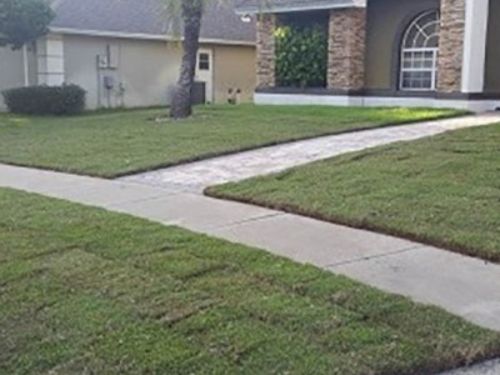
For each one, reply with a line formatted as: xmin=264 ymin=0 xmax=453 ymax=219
xmin=198 ymin=52 xmax=210 ymax=71
xmin=400 ymin=10 xmax=440 ymax=92
xmin=195 ymin=48 xmax=214 ymax=103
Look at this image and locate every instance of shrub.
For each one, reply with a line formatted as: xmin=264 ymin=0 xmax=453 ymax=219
xmin=275 ymin=25 xmax=328 ymax=88
xmin=2 ymin=84 xmax=86 ymax=115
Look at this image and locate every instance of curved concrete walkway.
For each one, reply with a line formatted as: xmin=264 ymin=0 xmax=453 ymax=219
xmin=122 ymin=112 xmax=500 ymax=192
xmin=1 ymin=114 xmax=500 ymax=374
xmin=442 ymin=359 xmax=500 ymax=375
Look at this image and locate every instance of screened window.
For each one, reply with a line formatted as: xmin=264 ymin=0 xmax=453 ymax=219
xmin=400 ymin=10 xmax=440 ymax=91
xmin=198 ymin=52 xmax=210 ymax=71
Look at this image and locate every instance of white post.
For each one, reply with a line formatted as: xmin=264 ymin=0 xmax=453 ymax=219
xmin=461 ymin=0 xmax=490 ymax=93
xmin=22 ymin=45 xmax=29 ymax=87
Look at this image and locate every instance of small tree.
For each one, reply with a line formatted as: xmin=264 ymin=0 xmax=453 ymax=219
xmin=0 ymin=0 xmax=54 ymax=50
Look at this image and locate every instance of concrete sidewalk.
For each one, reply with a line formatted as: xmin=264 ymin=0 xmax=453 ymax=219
xmin=2 ymin=162 xmax=500 ymax=336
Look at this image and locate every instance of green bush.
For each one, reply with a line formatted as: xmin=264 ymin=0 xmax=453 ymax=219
xmin=2 ymin=84 xmax=86 ymax=115
xmin=275 ymin=25 xmax=328 ymax=88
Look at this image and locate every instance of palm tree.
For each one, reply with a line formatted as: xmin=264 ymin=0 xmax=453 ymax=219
xmin=169 ymin=0 xmax=204 ymax=119
xmin=168 ymin=0 xmax=261 ymax=119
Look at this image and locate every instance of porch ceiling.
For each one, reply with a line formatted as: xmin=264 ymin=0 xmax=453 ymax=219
xmin=236 ymin=0 xmax=367 ymax=15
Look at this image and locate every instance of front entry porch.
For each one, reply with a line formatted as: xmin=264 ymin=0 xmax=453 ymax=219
xmin=239 ymin=0 xmax=500 ymax=111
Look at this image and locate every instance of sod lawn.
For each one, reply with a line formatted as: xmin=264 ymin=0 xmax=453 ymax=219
xmin=0 ymin=105 xmax=461 ymax=178
xmin=1 ymin=188 xmax=500 ymax=374
xmin=207 ymin=123 xmax=500 ymax=263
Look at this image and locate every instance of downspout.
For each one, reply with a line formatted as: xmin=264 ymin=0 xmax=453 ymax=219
xmin=96 ymin=55 xmax=101 ymax=108
xmin=22 ymin=45 xmax=29 ymax=87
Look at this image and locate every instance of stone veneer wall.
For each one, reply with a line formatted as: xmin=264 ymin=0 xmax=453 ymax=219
xmin=256 ymin=14 xmax=276 ymax=88
xmin=327 ymin=8 xmax=367 ymax=90
xmin=437 ymin=0 xmax=466 ymax=93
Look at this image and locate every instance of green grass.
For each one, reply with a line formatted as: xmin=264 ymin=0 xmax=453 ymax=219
xmin=0 ymin=105 xmax=462 ymax=178
xmin=1 ymin=189 xmax=500 ymax=374
xmin=207 ymin=124 xmax=500 ymax=263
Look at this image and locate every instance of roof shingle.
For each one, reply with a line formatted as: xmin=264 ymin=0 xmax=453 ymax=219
xmin=50 ymin=0 xmax=256 ymax=43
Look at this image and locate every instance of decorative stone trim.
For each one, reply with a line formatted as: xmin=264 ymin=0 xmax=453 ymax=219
xmin=327 ymin=8 xmax=367 ymax=91
xmin=437 ymin=0 xmax=466 ymax=93
xmin=256 ymin=14 xmax=276 ymax=88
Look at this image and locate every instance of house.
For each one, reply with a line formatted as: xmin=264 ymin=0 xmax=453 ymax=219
xmin=236 ymin=0 xmax=500 ymax=111
xmin=0 ymin=0 xmax=256 ymax=110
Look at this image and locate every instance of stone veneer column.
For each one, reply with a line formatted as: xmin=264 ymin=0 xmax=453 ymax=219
xmin=437 ymin=0 xmax=466 ymax=93
xmin=256 ymin=14 xmax=276 ymax=88
xmin=327 ymin=8 xmax=367 ymax=91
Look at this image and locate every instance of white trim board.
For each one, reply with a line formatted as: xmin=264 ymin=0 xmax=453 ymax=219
xmin=49 ymin=27 xmax=256 ymax=47
xmin=254 ymin=93 xmax=500 ymax=112
xmin=461 ymin=0 xmax=490 ymax=93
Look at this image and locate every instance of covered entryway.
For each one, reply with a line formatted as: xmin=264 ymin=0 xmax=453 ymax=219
xmin=246 ymin=0 xmax=500 ymax=111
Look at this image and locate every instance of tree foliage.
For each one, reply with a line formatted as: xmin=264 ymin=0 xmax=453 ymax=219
xmin=0 ymin=0 xmax=54 ymax=49
xmin=275 ymin=25 xmax=327 ymax=88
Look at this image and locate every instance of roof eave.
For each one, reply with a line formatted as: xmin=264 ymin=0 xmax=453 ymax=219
xmin=49 ymin=27 xmax=256 ymax=46
xmin=236 ymin=0 xmax=366 ymax=15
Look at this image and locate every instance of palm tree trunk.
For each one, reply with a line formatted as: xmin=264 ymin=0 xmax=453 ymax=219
xmin=170 ymin=0 xmax=203 ymax=119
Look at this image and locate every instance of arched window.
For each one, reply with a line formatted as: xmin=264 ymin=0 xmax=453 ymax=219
xmin=400 ymin=10 xmax=440 ymax=91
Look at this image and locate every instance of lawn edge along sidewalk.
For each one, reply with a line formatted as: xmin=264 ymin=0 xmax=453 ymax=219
xmin=0 ymin=108 xmax=465 ymax=179
xmin=2 ymin=187 xmax=500 ymax=375
xmin=1 ymin=163 xmax=500 ymax=335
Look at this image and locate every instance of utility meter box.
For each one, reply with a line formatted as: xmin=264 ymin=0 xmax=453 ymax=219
xmin=103 ymin=75 xmax=115 ymax=90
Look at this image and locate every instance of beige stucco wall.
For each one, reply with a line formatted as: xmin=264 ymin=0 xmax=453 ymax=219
xmin=63 ymin=35 xmax=255 ymax=109
xmin=484 ymin=0 xmax=500 ymax=93
xmin=2 ymin=33 xmax=255 ymax=111
xmin=210 ymin=44 xmax=256 ymax=103
xmin=28 ymin=44 xmax=38 ymax=85
xmin=0 ymin=45 xmax=37 ymax=110
xmin=365 ymin=0 xmax=439 ymax=91
xmin=0 ymin=47 xmax=23 ymax=110
xmin=63 ymin=34 xmax=183 ymax=109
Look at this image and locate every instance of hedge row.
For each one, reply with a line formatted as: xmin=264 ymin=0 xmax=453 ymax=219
xmin=275 ymin=25 xmax=327 ymax=88
xmin=2 ymin=84 xmax=86 ymax=115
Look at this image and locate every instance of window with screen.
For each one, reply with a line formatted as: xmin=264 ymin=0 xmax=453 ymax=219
xmin=198 ymin=53 xmax=210 ymax=71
